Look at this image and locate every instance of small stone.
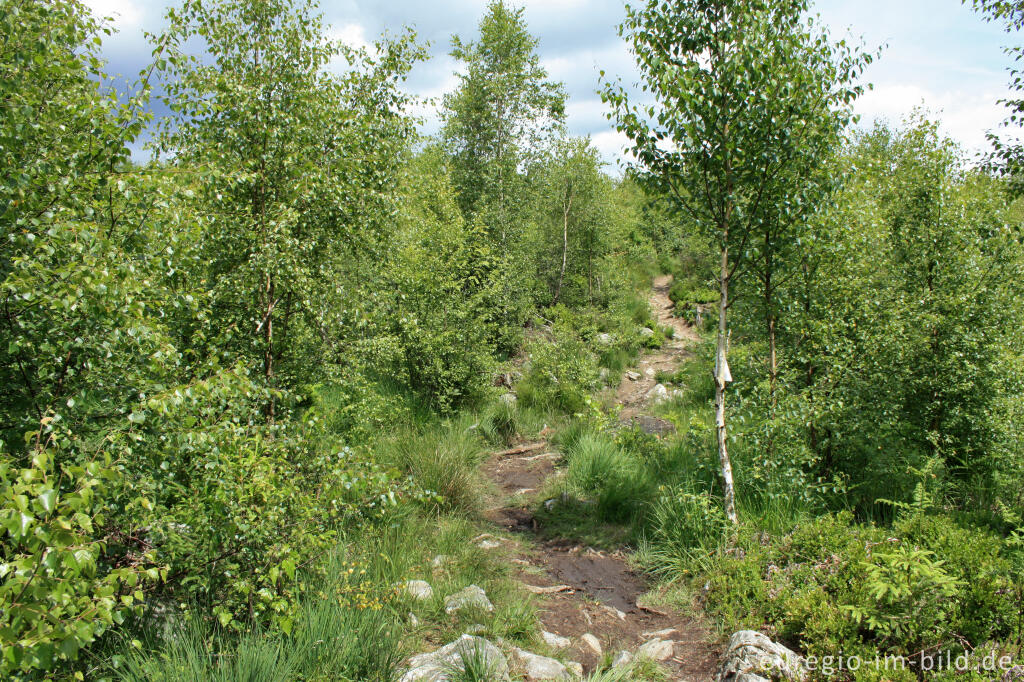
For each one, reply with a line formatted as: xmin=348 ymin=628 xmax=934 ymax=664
xmin=408 ymin=612 xmax=420 ymax=626
xmin=512 ymin=648 xmax=571 ymax=680
xmin=641 ymin=627 xmax=678 ymax=639
xmin=567 ymin=662 xmax=583 ymax=677
xmin=637 ymin=638 xmax=675 ymax=662
xmin=541 ymin=631 xmax=571 ymax=649
xmin=431 ymin=555 xmax=450 ymax=570
xmin=643 ymin=366 xmax=656 ymax=378
xmin=401 ymin=580 xmax=434 ymax=601
xmin=580 ymin=633 xmax=602 ymax=656
xmin=625 ymin=371 xmax=642 ymax=381
xmin=444 ymin=584 xmax=494 ymax=614
xmin=600 ymin=604 xmax=626 ymax=620
xmin=478 ymin=539 xmax=503 ymax=550
xmin=596 ymin=333 xmax=613 ymax=345
xmin=640 ymin=327 xmax=655 ymax=338
xmin=645 ymin=383 xmax=669 ymax=404
xmin=612 ymin=650 xmax=633 ymax=668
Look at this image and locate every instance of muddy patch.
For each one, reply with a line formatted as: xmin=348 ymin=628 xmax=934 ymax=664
xmin=544 ymin=548 xmax=647 ymax=614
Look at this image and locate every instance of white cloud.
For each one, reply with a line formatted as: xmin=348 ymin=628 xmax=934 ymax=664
xmin=81 ymin=0 xmax=143 ymax=30
xmin=853 ymin=83 xmax=1011 ymax=153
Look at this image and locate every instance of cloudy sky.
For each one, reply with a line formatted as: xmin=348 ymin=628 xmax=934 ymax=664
xmin=84 ymin=0 xmax=1014 ymax=167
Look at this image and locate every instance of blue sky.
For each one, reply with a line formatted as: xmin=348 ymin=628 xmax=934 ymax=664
xmin=84 ymin=0 xmax=1014 ymax=167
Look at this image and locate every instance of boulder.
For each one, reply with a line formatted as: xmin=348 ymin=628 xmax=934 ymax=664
xmin=400 ymin=635 xmax=509 ymax=682
xmin=717 ymin=631 xmax=807 ymax=682
xmin=637 ymin=638 xmax=675 ymax=662
xmin=444 ymin=584 xmax=494 ymax=614
xmin=541 ymin=630 xmax=571 ymax=649
xmin=512 ymin=648 xmax=571 ymax=680
xmin=401 ymin=580 xmax=434 ymax=601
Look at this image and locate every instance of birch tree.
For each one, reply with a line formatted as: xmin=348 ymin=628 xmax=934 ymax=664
xmin=603 ymin=0 xmax=871 ymax=523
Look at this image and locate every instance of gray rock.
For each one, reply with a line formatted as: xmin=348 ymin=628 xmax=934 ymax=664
xmin=541 ymin=631 xmax=571 ymax=649
xmin=625 ymin=371 xmax=642 ymax=381
xmin=637 ymin=638 xmax=675 ymax=662
xmin=431 ymin=555 xmax=450 ymax=570
xmin=643 ymin=366 xmax=656 ymax=379
xmin=640 ymin=327 xmax=655 ymax=338
xmin=400 ymin=635 xmax=509 ymax=682
xmin=717 ymin=631 xmax=807 ymax=682
xmin=628 ymin=415 xmax=676 ymax=436
xmin=499 ymin=392 xmax=517 ymax=407
xmin=567 ymin=662 xmax=584 ymax=677
xmin=512 ymin=648 xmax=571 ymax=680
xmin=580 ymin=633 xmax=602 ymax=656
xmin=596 ymin=332 xmax=613 ymax=345
xmin=444 ymin=584 xmax=494 ymax=614
xmin=645 ymin=383 xmax=670 ymax=404
xmin=612 ymin=650 xmax=633 ymax=668
xmin=401 ymin=580 xmax=434 ymax=601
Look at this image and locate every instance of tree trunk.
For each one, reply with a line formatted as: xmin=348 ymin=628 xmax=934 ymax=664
xmin=263 ymin=272 xmax=275 ymax=422
xmin=554 ymin=195 xmax=571 ymax=304
xmin=715 ymin=242 xmax=738 ymax=525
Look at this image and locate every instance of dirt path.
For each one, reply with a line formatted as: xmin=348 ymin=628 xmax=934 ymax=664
xmin=616 ymin=275 xmax=700 ymax=422
xmin=481 ymin=275 xmax=720 ymax=679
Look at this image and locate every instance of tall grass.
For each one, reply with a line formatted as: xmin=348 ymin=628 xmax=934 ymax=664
xmin=118 ymin=554 xmax=403 ymax=682
xmin=374 ymin=417 xmax=487 ymax=515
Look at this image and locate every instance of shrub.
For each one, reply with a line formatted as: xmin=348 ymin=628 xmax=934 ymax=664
xmin=518 ymin=336 xmax=600 ymax=414
xmin=0 ymin=448 xmax=156 ymax=678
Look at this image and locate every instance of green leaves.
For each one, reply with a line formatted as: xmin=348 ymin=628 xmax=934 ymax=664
xmin=0 ymin=447 xmax=153 ymax=677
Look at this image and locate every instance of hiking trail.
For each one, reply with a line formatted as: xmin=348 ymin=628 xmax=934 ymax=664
xmin=481 ymin=274 xmax=721 ymax=679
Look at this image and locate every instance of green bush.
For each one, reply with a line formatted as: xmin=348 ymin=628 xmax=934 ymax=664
xmin=518 ymin=336 xmax=600 ymax=414
xmin=0 ymin=448 xmax=156 ymax=677
xmin=667 ymin=281 xmax=717 ymax=308
xmin=691 ymin=512 xmax=1023 ymax=667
